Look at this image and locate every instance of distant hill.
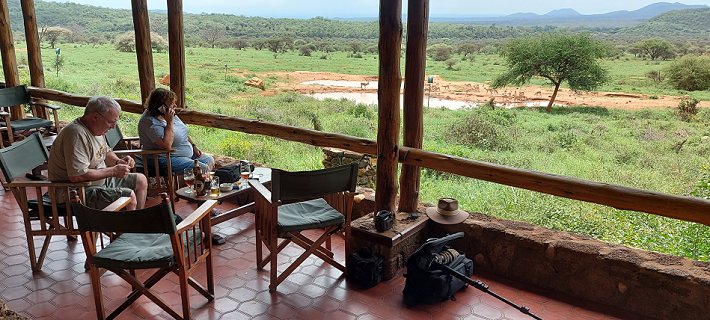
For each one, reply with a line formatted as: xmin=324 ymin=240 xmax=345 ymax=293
xmin=542 ymin=9 xmax=582 ymax=18
xmin=432 ymin=2 xmax=709 ymax=27
xmin=621 ymin=8 xmax=710 ymax=39
xmin=603 ymin=1 xmax=709 ymax=19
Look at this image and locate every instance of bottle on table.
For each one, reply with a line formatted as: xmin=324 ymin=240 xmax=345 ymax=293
xmin=193 ymin=159 xmax=207 ymax=196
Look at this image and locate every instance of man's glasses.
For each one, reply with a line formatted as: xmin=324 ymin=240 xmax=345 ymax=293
xmin=97 ymin=112 xmax=119 ymax=125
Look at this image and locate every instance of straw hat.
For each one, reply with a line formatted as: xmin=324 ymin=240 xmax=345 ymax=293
xmin=426 ymin=198 xmax=469 ymax=224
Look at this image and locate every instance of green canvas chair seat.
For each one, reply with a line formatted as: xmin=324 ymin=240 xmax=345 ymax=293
xmin=278 ymin=198 xmax=345 ymax=233
xmin=94 ymin=229 xmax=203 ymax=270
xmin=26 ymin=192 xmax=70 ymax=219
xmin=0 ymin=117 xmax=52 ymax=131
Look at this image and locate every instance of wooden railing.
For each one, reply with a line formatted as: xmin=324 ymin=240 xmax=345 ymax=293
xmin=28 ymin=86 xmax=710 ymax=226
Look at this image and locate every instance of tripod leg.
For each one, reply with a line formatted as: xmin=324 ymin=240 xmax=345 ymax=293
xmin=434 ymin=262 xmax=543 ymax=320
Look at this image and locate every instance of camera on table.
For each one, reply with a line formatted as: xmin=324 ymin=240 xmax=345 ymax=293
xmin=375 ymin=210 xmax=393 ymax=232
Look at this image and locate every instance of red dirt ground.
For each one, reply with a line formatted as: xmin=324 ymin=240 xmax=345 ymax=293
xmin=247 ymin=71 xmax=708 ymax=110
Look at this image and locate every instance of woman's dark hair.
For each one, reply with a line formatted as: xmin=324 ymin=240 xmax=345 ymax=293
xmin=145 ymin=88 xmax=177 ymax=117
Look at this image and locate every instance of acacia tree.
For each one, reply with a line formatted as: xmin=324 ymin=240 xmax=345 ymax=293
xmin=42 ymin=26 xmax=72 ymax=48
xmin=201 ymin=23 xmax=225 ymax=48
xmin=634 ymin=38 xmax=676 ymax=61
xmin=493 ymin=33 xmax=608 ymax=113
xmin=427 ymin=43 xmax=453 ymax=61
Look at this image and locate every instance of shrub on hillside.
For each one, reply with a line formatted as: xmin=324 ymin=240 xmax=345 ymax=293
xmin=427 ymin=43 xmax=453 ymax=61
xmin=299 ymin=46 xmax=312 ymax=56
xmin=664 ymin=55 xmax=710 ymax=91
xmin=677 ymin=97 xmax=700 ymax=122
xmin=450 ymin=108 xmax=515 ymax=151
xmin=690 ymin=165 xmax=710 ymax=200
xmin=114 ymin=31 xmax=167 ymax=53
xmin=115 ymin=32 xmax=134 ymax=52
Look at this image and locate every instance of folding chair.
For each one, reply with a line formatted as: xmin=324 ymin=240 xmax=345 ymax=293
xmin=0 ymin=132 xmax=131 ymax=271
xmin=0 ymin=85 xmax=61 ymax=147
xmin=249 ymin=163 xmax=358 ymax=291
xmin=72 ymin=192 xmax=218 ymax=320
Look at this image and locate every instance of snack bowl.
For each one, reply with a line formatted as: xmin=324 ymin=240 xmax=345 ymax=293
xmin=219 ymin=183 xmax=233 ymax=192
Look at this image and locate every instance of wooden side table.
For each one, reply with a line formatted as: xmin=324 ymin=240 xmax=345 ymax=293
xmin=175 ymin=167 xmax=271 ymax=226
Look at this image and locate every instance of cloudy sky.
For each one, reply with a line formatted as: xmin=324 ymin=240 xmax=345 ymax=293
xmin=45 ymin=0 xmax=710 ymax=18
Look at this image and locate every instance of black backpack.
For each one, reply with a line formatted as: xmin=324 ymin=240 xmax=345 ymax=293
xmin=403 ymin=233 xmax=474 ymax=306
xmin=347 ymin=248 xmax=384 ymax=288
xmin=214 ymin=163 xmax=240 ymax=183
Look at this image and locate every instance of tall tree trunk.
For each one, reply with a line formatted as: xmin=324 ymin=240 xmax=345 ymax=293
xmin=547 ymin=82 xmax=561 ymax=113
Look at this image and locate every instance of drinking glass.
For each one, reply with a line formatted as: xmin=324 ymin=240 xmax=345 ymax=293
xmin=210 ymin=176 xmax=220 ymax=197
xmin=183 ymin=168 xmax=195 ymax=194
xmin=240 ymin=160 xmax=252 ymax=182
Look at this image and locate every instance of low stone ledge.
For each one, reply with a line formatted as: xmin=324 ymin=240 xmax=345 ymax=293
xmin=429 ymin=211 xmax=710 ymax=320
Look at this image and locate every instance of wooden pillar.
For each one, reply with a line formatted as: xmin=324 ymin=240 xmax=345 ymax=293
xmin=398 ymin=0 xmax=429 ymax=213
xmin=132 ymin=0 xmax=155 ymax=104
xmin=375 ymin=0 xmax=402 ymax=213
xmin=20 ymin=0 xmax=46 ymax=118
xmin=167 ymin=0 xmax=185 ymax=108
xmin=0 ymin=0 xmax=21 ymax=119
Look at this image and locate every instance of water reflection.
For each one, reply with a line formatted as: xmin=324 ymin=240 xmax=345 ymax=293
xmin=305 ymin=92 xmax=477 ymax=110
xmin=300 ymin=80 xmax=555 ymax=109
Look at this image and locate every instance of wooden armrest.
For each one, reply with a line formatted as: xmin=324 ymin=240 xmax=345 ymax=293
xmin=102 ymin=196 xmax=132 ymax=212
xmin=114 ymin=148 xmax=175 ymax=156
xmin=176 ymin=199 xmax=218 ymax=233
xmin=6 ymin=179 xmax=91 ymax=188
xmin=122 ymin=136 xmax=140 ymax=142
xmin=249 ymin=180 xmax=273 ymax=204
xmin=31 ymin=100 xmax=61 ymax=110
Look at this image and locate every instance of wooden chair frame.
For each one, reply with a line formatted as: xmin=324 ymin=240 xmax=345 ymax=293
xmin=73 ymin=193 xmax=218 ymax=320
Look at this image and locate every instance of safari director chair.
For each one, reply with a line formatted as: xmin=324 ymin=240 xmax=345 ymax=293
xmin=72 ymin=192 xmax=218 ymax=320
xmin=249 ymin=163 xmax=358 ymax=291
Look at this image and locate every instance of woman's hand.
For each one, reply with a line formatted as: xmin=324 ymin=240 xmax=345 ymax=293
xmin=192 ymin=144 xmax=202 ymax=157
xmin=163 ymin=104 xmax=176 ymax=123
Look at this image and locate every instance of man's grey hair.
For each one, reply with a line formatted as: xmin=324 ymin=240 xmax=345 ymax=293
xmin=84 ymin=96 xmax=121 ymax=115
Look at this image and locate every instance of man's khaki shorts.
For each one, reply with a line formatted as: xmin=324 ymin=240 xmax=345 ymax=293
xmin=85 ymin=173 xmax=139 ymax=209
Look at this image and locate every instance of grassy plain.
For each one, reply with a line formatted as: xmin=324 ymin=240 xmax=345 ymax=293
xmin=12 ymin=43 xmax=710 ymax=261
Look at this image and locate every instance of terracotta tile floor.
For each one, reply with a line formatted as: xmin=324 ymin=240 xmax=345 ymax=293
xmin=0 ymin=191 xmax=643 ymax=320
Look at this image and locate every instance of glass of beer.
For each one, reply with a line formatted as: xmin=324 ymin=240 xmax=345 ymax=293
xmin=183 ymin=168 xmax=195 ymax=194
xmin=239 ymin=160 xmax=252 ymax=182
xmin=210 ymin=176 xmax=220 ymax=197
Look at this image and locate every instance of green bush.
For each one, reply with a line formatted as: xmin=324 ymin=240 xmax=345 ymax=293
xmin=450 ymin=108 xmax=515 ymax=151
xmin=677 ymin=97 xmax=700 ymax=122
xmin=690 ymin=164 xmax=710 ymax=200
xmin=347 ymin=103 xmax=375 ymax=119
xmin=664 ymin=55 xmax=710 ymax=91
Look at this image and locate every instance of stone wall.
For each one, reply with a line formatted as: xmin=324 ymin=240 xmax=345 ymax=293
xmin=322 ymin=147 xmax=376 ymax=188
xmin=351 ymin=196 xmax=710 ymax=320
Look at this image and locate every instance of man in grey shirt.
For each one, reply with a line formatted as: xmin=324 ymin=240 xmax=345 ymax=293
xmin=48 ymin=96 xmax=147 ymax=210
